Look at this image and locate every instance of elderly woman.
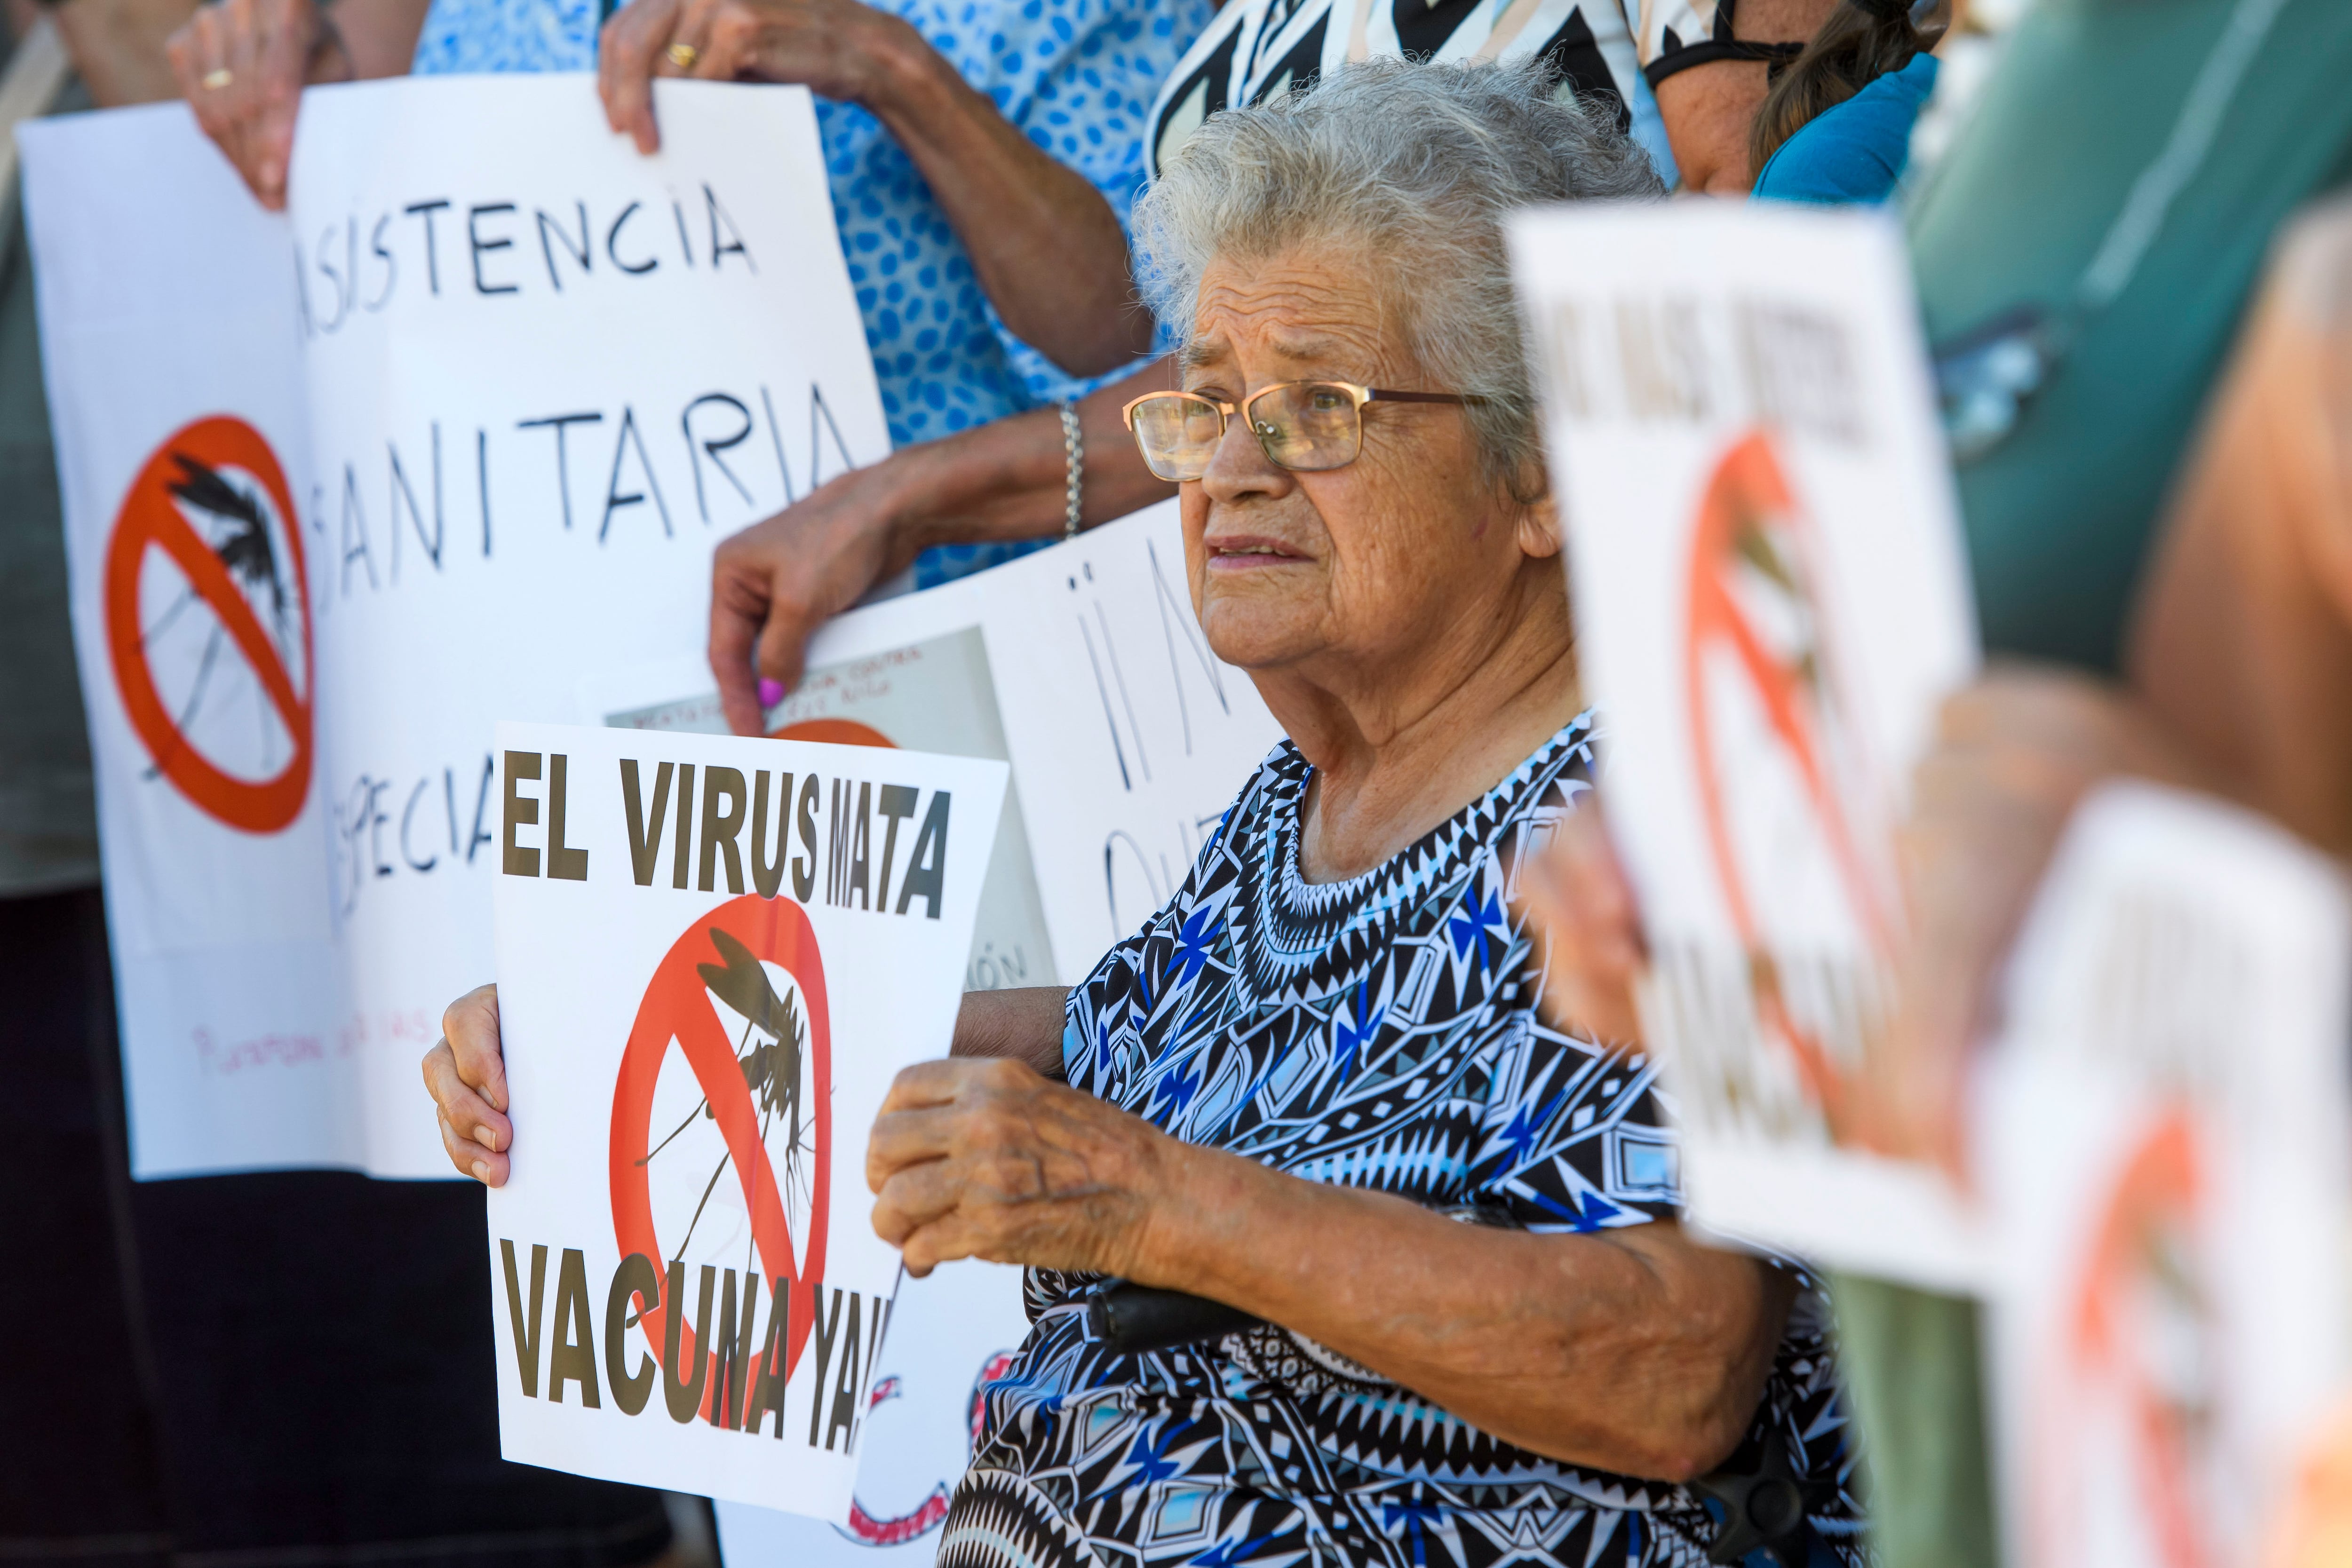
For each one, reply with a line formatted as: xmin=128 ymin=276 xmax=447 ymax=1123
xmin=427 ymin=59 xmax=1863 ymax=1568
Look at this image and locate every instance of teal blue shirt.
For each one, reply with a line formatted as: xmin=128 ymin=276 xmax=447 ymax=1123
xmin=1754 ymin=52 xmax=1938 ymax=206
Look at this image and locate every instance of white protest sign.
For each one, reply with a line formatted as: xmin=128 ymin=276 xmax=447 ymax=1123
xmin=584 ymin=500 xmax=1286 ymax=986
xmin=1978 ymin=783 xmax=2352 ymax=1568
xmin=23 ymin=103 xmax=348 ymax=1174
xmin=1508 ymin=203 xmax=1983 ymax=1286
xmin=292 ymin=75 xmax=887 ymax=1177
xmin=25 ymin=78 xmax=886 ymax=1178
xmin=489 ymin=721 xmax=1003 ymax=1509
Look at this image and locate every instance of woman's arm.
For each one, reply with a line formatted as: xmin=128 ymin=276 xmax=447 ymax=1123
xmin=598 ymin=0 xmax=1150 ymax=376
xmin=867 ymin=1058 xmax=1792 ymax=1482
xmin=950 ymin=986 xmax=1070 ymax=1079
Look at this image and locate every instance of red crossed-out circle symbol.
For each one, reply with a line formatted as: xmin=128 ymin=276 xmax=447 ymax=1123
xmin=103 ymin=416 xmax=313 ymax=834
xmin=611 ymin=894 xmax=833 ymax=1416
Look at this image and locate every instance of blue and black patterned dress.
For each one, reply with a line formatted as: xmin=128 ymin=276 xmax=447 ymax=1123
xmin=939 ymin=717 xmax=1864 ymax=1568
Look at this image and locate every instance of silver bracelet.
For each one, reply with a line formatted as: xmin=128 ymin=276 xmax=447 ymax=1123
xmin=1058 ymin=400 xmax=1083 ymax=539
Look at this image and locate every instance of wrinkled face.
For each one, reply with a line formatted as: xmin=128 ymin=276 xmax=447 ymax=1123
xmin=1179 ymin=246 xmax=1543 ymax=677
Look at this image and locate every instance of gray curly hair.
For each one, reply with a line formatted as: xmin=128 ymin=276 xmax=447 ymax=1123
xmin=1133 ymin=56 xmax=1664 ymax=501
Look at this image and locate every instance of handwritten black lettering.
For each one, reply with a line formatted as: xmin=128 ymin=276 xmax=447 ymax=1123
xmin=682 ymin=393 xmax=755 ymax=523
xmin=536 ymin=201 xmax=593 ymax=292
xmin=339 ymin=464 xmax=378 ymax=594
xmin=600 ymin=405 xmax=673 ymax=541
xmin=468 ymin=202 xmax=521 ymax=296
xmin=365 ymin=213 xmax=397 ymax=311
xmin=606 ymin=200 xmax=657 ymax=275
xmin=706 ymin=182 xmax=754 ymax=272
xmin=388 ymin=424 xmax=445 ymax=580
xmin=516 ymin=411 xmax=603 ymax=532
xmin=401 ymin=777 xmax=438 ymax=872
xmin=403 ymin=199 xmax=452 ymax=295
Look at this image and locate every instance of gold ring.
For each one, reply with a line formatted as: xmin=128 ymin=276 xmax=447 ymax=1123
xmin=666 ymin=42 xmax=699 ymax=69
xmin=201 ymin=67 xmax=233 ymax=89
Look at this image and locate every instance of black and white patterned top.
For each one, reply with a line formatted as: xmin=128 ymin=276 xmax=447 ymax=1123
xmin=938 ymin=719 xmax=1865 ymax=1568
xmin=1142 ymin=0 xmax=1729 ymax=187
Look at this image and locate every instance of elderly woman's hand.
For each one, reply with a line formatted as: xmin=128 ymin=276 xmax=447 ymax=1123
xmin=598 ymin=0 xmax=916 ymax=152
xmin=866 ymin=1058 xmax=1175 ymax=1279
xmin=167 ymin=0 xmax=349 ymax=210
xmin=422 ymin=983 xmax=512 ymax=1186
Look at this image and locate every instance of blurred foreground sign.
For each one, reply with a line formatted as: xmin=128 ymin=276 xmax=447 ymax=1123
xmin=24 ymin=79 xmax=887 ymax=1177
xmin=1508 ymin=204 xmax=1984 ymax=1287
xmin=488 ymin=722 xmax=1001 ymax=1508
xmin=1979 ymin=784 xmax=2352 ymax=1568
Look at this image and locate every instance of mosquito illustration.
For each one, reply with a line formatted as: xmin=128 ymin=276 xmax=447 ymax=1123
xmin=141 ymin=453 xmax=300 ymax=780
xmin=639 ymin=926 xmax=816 ymax=1276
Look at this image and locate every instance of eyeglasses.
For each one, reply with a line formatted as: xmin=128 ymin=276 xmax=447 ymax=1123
xmin=1121 ymin=380 xmax=1488 ymax=482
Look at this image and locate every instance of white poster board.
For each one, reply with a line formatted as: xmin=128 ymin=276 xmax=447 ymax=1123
xmin=22 ymin=102 xmax=347 ymax=1171
xmin=24 ymin=77 xmax=887 ymax=1178
xmin=488 ymin=722 xmax=1003 ymax=1510
xmin=1978 ymin=784 xmax=2352 ymax=1568
xmin=1507 ymin=203 xmax=1984 ymax=1287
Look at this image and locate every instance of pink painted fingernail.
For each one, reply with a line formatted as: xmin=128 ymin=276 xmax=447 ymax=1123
xmin=758 ymin=678 xmax=785 ymax=707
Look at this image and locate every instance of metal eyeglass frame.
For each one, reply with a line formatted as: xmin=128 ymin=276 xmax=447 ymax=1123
xmin=1120 ymin=380 xmax=1489 ymax=480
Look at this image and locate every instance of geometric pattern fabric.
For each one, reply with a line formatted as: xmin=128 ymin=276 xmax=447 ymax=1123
xmin=942 ymin=720 xmax=1867 ymax=1568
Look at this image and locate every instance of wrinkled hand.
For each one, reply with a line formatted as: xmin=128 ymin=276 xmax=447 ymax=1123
xmin=167 ymin=0 xmax=350 ymax=211
xmin=599 ymin=0 xmax=915 ymax=153
xmin=709 ymin=459 xmax=924 ymax=734
xmin=866 ymin=1058 xmax=1178 ymax=1279
xmin=422 ymin=983 xmax=513 ymax=1185
xmin=1518 ymin=800 xmax=1648 ymax=1044
xmin=1861 ymin=665 xmax=2189 ymax=1172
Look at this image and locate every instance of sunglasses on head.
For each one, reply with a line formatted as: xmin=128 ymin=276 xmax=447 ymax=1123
xmin=1121 ymin=380 xmax=1489 ymax=482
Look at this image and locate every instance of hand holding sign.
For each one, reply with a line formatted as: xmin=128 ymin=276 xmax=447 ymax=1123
xmin=166 ymin=0 xmax=353 ymax=211
xmin=600 ymin=0 xmax=919 ymax=152
xmin=866 ymin=1056 xmax=1181 ymax=1279
xmin=426 ymin=983 xmax=510 ymax=1185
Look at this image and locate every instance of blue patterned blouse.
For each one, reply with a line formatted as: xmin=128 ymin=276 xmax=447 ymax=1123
xmin=411 ymin=0 xmax=1208 ymax=585
xmin=943 ymin=718 xmax=1865 ymax=1568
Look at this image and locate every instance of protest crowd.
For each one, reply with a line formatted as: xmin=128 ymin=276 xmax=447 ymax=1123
xmin=6 ymin=0 xmax=2352 ymax=1565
